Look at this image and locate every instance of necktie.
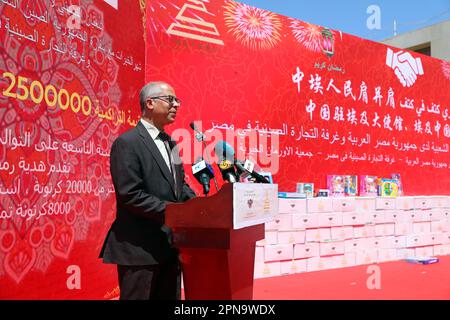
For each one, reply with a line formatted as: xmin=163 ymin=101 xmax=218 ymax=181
xmin=158 ymin=131 xmax=178 ymax=197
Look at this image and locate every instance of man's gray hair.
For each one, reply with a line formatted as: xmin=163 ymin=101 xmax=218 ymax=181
xmin=139 ymin=81 xmax=170 ymax=113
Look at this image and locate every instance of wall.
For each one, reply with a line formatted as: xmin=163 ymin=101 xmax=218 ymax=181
xmin=382 ymin=20 xmax=450 ymax=62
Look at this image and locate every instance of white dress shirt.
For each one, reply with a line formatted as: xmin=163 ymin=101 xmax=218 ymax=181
xmin=140 ymin=119 xmax=172 ymax=172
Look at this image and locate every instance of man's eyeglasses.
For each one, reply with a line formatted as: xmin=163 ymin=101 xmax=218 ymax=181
xmin=150 ymin=95 xmax=181 ymax=106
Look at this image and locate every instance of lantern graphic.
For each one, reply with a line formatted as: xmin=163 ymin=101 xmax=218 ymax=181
xmin=321 ymin=28 xmax=335 ymax=57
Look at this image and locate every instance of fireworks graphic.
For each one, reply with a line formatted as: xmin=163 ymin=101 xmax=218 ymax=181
xmin=146 ymin=0 xmax=180 ymax=46
xmin=223 ymin=1 xmax=282 ymax=50
xmin=290 ymin=19 xmax=325 ymax=53
xmin=442 ymin=61 xmax=450 ymax=81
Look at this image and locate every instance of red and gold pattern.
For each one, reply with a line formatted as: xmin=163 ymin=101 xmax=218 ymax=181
xmin=0 ymin=0 xmax=144 ymax=298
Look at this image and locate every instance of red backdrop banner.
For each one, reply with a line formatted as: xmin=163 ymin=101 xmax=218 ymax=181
xmin=0 ymin=0 xmax=144 ymax=299
xmin=0 ymin=0 xmax=449 ymax=299
xmin=146 ymin=0 xmax=449 ymax=197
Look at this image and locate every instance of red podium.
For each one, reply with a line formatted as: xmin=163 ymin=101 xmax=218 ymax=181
xmin=165 ymin=183 xmax=265 ymax=300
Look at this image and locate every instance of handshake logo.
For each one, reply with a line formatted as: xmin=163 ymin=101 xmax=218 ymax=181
xmin=386 ymin=48 xmax=424 ymax=87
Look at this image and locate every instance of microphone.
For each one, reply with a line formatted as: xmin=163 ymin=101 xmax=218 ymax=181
xmin=214 ymin=141 xmax=269 ymax=184
xmin=189 ymin=122 xmax=219 ymax=192
xmin=235 ymin=160 xmax=270 ymax=184
xmin=218 ymin=159 xmax=238 ymax=183
xmin=214 ymin=140 xmax=235 ymax=161
xmin=190 ymin=122 xmax=205 ymax=142
xmin=214 ymin=141 xmax=238 ymax=183
xmin=192 ymin=159 xmax=214 ymax=195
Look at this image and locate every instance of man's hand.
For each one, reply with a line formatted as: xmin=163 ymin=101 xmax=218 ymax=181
xmin=386 ymin=48 xmax=424 ymax=87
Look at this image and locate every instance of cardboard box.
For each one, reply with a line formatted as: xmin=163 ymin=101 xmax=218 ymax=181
xmin=405 ymin=211 xmax=423 ymax=223
xmin=279 ymin=198 xmax=307 ymax=214
xmin=423 ymin=209 xmax=444 ymax=221
xmin=307 ymin=256 xmax=335 ymax=272
xmin=421 ymin=234 xmax=436 ymax=247
xmin=277 ymin=230 xmax=306 ymax=244
xmin=435 ymin=197 xmax=449 ymax=208
xmin=434 ymin=197 xmax=449 ymax=208
xmin=393 ymin=236 xmax=407 ymax=248
xmin=353 ymin=225 xmax=375 ymax=238
xmin=263 ymin=231 xmax=278 ymax=245
xmin=305 ymin=228 xmax=332 ymax=242
xmin=318 ymin=213 xmax=343 ymax=227
xmin=377 ymin=249 xmax=398 ymax=262
xmin=280 ymin=259 xmax=307 ymax=275
xmin=431 ymin=220 xmax=450 ymax=233
xmin=414 ymin=246 xmax=434 ymax=257
xmin=342 ymin=212 xmax=367 ymax=226
xmin=374 ymin=224 xmax=396 ymax=236
xmin=292 ymin=214 xmax=319 ymax=230
xmin=396 ymin=248 xmax=415 ymax=259
xmin=330 ymin=226 xmax=354 ymax=240
xmin=332 ymin=197 xmax=356 ymax=212
xmin=413 ymin=222 xmax=431 ymax=234
xmin=365 ymin=211 xmax=386 ymax=224
xmin=384 ymin=211 xmax=408 ymax=223
xmin=293 ymin=243 xmax=319 ymax=259
xmin=431 ymin=234 xmax=442 ymax=245
xmin=366 ymin=236 xmax=395 ymax=249
xmin=436 ymin=233 xmax=450 ymax=245
xmin=355 ymin=197 xmax=376 ymax=212
xmin=320 ymin=241 xmax=345 ymax=256
xmin=333 ymin=253 xmax=357 ymax=268
xmin=254 ymin=246 xmax=265 ymax=266
xmin=414 ymin=210 xmax=434 ymax=222
xmin=265 ymin=214 xmax=293 ymax=231
xmin=395 ymin=197 xmax=415 ymax=211
xmin=376 ymin=198 xmax=396 ymax=210
xmin=414 ymin=197 xmax=433 ymax=210
xmin=437 ymin=196 xmax=450 ymax=208
xmin=307 ymin=198 xmax=333 ymax=213
xmin=255 ymin=239 xmax=266 ymax=247
xmin=355 ymin=250 xmax=378 ymax=265
xmin=344 ymin=238 xmax=368 ymax=252
xmin=443 ymin=209 xmax=450 ymax=219
xmin=405 ymin=234 xmax=434 ymax=247
xmin=394 ymin=222 xmax=414 ymax=236
xmin=405 ymin=234 xmax=421 ymax=247
xmin=254 ymin=261 xmax=281 ymax=279
xmin=433 ymin=244 xmax=450 ymax=256
xmin=264 ymin=244 xmax=294 ymax=262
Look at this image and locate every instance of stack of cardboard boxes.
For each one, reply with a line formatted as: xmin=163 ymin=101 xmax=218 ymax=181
xmin=254 ymin=196 xmax=450 ymax=278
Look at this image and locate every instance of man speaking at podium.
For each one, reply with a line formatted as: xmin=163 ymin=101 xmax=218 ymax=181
xmin=99 ymin=81 xmax=196 ymax=300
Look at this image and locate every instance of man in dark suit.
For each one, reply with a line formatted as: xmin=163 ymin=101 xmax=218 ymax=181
xmin=100 ymin=81 xmax=196 ymax=300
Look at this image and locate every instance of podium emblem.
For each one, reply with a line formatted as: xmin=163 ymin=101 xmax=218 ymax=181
xmin=264 ymin=190 xmax=271 ymax=211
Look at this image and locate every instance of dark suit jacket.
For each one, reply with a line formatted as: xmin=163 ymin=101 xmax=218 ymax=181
xmin=99 ymin=121 xmax=196 ymax=265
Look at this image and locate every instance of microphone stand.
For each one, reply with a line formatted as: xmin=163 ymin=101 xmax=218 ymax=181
xmin=193 ymin=127 xmax=219 ymax=193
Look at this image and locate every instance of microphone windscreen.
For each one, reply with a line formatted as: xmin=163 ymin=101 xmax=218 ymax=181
xmin=214 ymin=140 xmax=235 ymax=161
xmin=194 ymin=156 xmax=203 ymax=164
